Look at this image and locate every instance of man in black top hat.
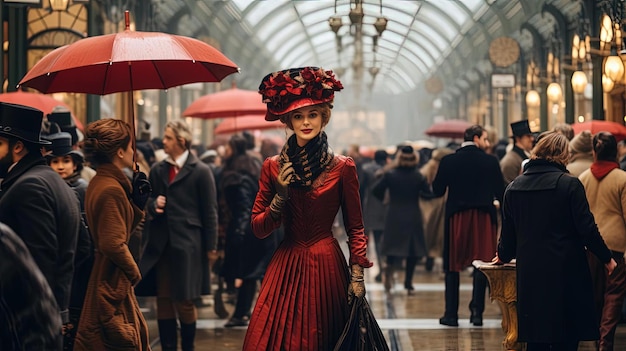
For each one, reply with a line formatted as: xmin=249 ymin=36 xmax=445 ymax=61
xmin=0 ymin=102 xmax=81 ymax=345
xmin=500 ymin=120 xmax=534 ymax=185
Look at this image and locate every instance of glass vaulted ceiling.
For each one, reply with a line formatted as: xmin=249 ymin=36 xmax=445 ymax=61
xmin=231 ymin=0 xmax=486 ymax=95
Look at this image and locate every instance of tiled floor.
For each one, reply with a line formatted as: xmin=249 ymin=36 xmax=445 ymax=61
xmin=141 ymin=261 xmax=626 ymax=350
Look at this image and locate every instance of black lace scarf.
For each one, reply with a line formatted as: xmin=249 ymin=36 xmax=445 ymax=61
xmin=279 ymin=131 xmax=334 ymax=188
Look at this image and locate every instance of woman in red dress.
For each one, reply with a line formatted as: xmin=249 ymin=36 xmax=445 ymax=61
xmin=242 ymin=67 xmax=372 ymax=351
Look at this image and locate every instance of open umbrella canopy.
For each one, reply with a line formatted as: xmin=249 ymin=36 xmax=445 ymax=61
xmin=214 ymin=115 xmax=283 ymax=135
xmin=424 ymin=119 xmax=472 ymax=139
xmin=18 ymin=12 xmax=238 ymax=95
xmin=183 ymin=87 xmax=266 ymax=119
xmin=571 ymin=120 xmax=626 ymax=141
xmin=0 ymin=90 xmax=83 ymax=130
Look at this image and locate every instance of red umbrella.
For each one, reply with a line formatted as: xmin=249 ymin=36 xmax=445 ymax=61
xmin=214 ymin=115 xmax=283 ymax=135
xmin=0 ymin=90 xmax=83 ymax=130
xmin=18 ymin=11 xmax=238 ymax=165
xmin=424 ymin=119 xmax=472 ymax=139
xmin=571 ymin=120 xmax=626 ymax=141
xmin=183 ymin=86 xmax=266 ymax=119
xmin=18 ymin=14 xmax=238 ymax=95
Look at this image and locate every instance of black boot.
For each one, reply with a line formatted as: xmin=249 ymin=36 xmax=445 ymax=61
xmin=404 ymin=257 xmax=418 ymax=294
xmin=180 ymin=321 xmax=196 ymax=351
xmin=439 ymin=271 xmax=459 ymax=327
xmin=469 ymin=269 xmax=488 ymax=326
xmin=157 ymin=319 xmax=178 ymax=351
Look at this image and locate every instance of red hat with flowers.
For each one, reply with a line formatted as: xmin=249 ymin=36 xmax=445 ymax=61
xmin=258 ymin=67 xmax=344 ymax=121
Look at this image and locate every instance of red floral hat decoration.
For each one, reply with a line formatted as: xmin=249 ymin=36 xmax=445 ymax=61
xmin=259 ymin=67 xmax=344 ymax=121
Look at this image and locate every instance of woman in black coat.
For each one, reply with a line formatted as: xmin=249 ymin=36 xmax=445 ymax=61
xmin=220 ymin=134 xmax=279 ymax=327
xmin=372 ymin=145 xmax=430 ymax=294
xmin=497 ymin=131 xmax=617 ymax=351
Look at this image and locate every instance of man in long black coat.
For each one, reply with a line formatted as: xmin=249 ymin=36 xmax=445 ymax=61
xmin=432 ymin=124 xmax=505 ymax=327
xmin=137 ymin=119 xmax=218 ymax=351
xmin=0 ymin=102 xmax=81 ymax=344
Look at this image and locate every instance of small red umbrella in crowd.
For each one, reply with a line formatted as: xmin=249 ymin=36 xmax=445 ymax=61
xmin=183 ymin=86 xmax=266 ymax=119
xmin=0 ymin=90 xmax=83 ymax=130
xmin=571 ymin=120 xmax=626 ymax=141
xmin=214 ymin=114 xmax=283 ymax=135
xmin=18 ymin=10 xmax=239 ymax=165
xmin=424 ymin=119 xmax=472 ymax=139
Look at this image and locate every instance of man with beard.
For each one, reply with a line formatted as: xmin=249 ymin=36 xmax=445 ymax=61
xmin=0 ymin=102 xmax=81 ymax=348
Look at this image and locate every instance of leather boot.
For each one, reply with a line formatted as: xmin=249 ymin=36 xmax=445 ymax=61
xmin=180 ymin=321 xmax=196 ymax=351
xmin=439 ymin=271 xmax=459 ymax=327
xmin=404 ymin=257 xmax=418 ymax=294
xmin=157 ymin=319 xmax=178 ymax=351
xmin=469 ymin=269 xmax=488 ymax=326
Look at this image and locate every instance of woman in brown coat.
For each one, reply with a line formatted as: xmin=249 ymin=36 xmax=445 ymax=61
xmin=74 ymin=119 xmax=150 ymax=351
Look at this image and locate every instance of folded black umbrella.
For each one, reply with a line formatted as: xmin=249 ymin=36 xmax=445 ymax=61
xmin=334 ymin=296 xmax=390 ymax=351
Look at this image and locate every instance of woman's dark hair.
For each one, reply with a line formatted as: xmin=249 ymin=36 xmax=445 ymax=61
xmin=592 ymin=131 xmax=618 ymax=162
xmin=464 ymin=125 xmax=485 ymax=142
xmin=83 ymin=118 xmax=132 ymax=167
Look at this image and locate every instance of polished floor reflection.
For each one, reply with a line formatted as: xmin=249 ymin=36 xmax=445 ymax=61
xmin=141 ymin=259 xmax=626 ymax=350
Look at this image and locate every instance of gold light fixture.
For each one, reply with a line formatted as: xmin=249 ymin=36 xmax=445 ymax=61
xmin=605 ymin=55 xmax=624 ymax=82
xmin=525 ymin=89 xmax=540 ymax=108
xmin=571 ymin=70 xmax=588 ymax=94
xmin=603 ymin=74 xmax=615 ymax=92
xmin=547 ymin=82 xmax=562 ymax=103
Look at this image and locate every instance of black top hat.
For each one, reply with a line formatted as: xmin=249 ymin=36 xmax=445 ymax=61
xmin=510 ymin=120 xmax=532 ymax=138
xmin=47 ymin=111 xmax=78 ymax=145
xmin=43 ymin=132 xmax=78 ymax=157
xmin=0 ymin=102 xmax=50 ymax=145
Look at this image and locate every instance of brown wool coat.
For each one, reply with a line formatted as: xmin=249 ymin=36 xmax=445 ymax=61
xmin=74 ymin=164 xmax=150 ymax=351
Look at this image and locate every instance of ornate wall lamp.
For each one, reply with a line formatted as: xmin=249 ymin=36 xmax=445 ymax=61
xmin=546 ymin=27 xmax=563 ymax=104
xmin=599 ymin=0 xmax=625 ymax=93
xmin=571 ymin=2 xmax=590 ymax=95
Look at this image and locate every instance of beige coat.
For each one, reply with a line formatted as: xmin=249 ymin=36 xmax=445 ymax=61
xmin=74 ymin=164 xmax=150 ymax=351
xmin=579 ymin=167 xmax=626 ymax=253
xmin=500 ymin=149 xmax=525 ymax=185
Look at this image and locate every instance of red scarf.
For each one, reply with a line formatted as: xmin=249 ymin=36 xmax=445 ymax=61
xmin=590 ymin=160 xmax=619 ymax=180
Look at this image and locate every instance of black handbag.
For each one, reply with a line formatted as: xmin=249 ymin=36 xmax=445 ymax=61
xmin=333 ymin=296 xmax=390 ymax=351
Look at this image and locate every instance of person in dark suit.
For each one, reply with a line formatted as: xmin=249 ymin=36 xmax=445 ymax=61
xmin=0 ymin=222 xmax=61 ymax=350
xmin=432 ymin=124 xmax=505 ymax=327
xmin=137 ymin=118 xmax=218 ymax=351
xmin=0 ymin=102 xmax=81 ymax=345
xmin=497 ymin=131 xmax=617 ymax=351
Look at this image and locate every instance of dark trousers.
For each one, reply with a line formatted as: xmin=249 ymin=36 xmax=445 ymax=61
xmin=386 ymin=256 xmax=419 ymax=287
xmin=233 ymin=278 xmax=258 ymax=319
xmin=442 ymin=269 xmax=488 ymax=318
xmin=469 ymin=269 xmax=488 ymax=316
xmin=588 ymin=251 xmax=626 ymax=351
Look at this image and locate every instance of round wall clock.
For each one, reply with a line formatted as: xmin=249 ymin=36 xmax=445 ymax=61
xmin=489 ymin=37 xmax=520 ymax=68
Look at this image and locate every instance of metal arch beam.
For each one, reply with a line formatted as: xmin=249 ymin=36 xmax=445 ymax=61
xmin=434 ymin=0 xmax=493 ymax=43
xmin=485 ymin=1 xmax=511 ymax=34
xmin=520 ymin=22 xmax=546 ymax=70
xmin=541 ymin=3 xmax=572 ymax=60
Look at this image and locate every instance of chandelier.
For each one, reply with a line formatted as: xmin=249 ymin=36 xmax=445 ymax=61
xmin=328 ymin=0 xmax=387 ymax=96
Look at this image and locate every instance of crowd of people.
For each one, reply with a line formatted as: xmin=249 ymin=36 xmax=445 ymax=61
xmin=1 ymin=65 xmax=626 ymax=351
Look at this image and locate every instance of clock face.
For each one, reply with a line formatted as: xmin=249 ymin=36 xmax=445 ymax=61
xmin=489 ymin=37 xmax=520 ymax=68
xmin=425 ymin=76 xmax=443 ymax=94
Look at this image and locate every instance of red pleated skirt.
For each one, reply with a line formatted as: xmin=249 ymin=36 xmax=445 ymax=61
xmin=242 ymin=236 xmax=350 ymax=351
xmin=448 ymin=209 xmax=497 ymax=272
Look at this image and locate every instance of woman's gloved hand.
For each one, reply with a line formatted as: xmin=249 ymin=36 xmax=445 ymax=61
xmin=270 ymin=162 xmax=293 ymax=219
xmin=275 ymin=161 xmax=293 ymax=198
xmin=347 ymin=264 xmax=365 ymax=304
